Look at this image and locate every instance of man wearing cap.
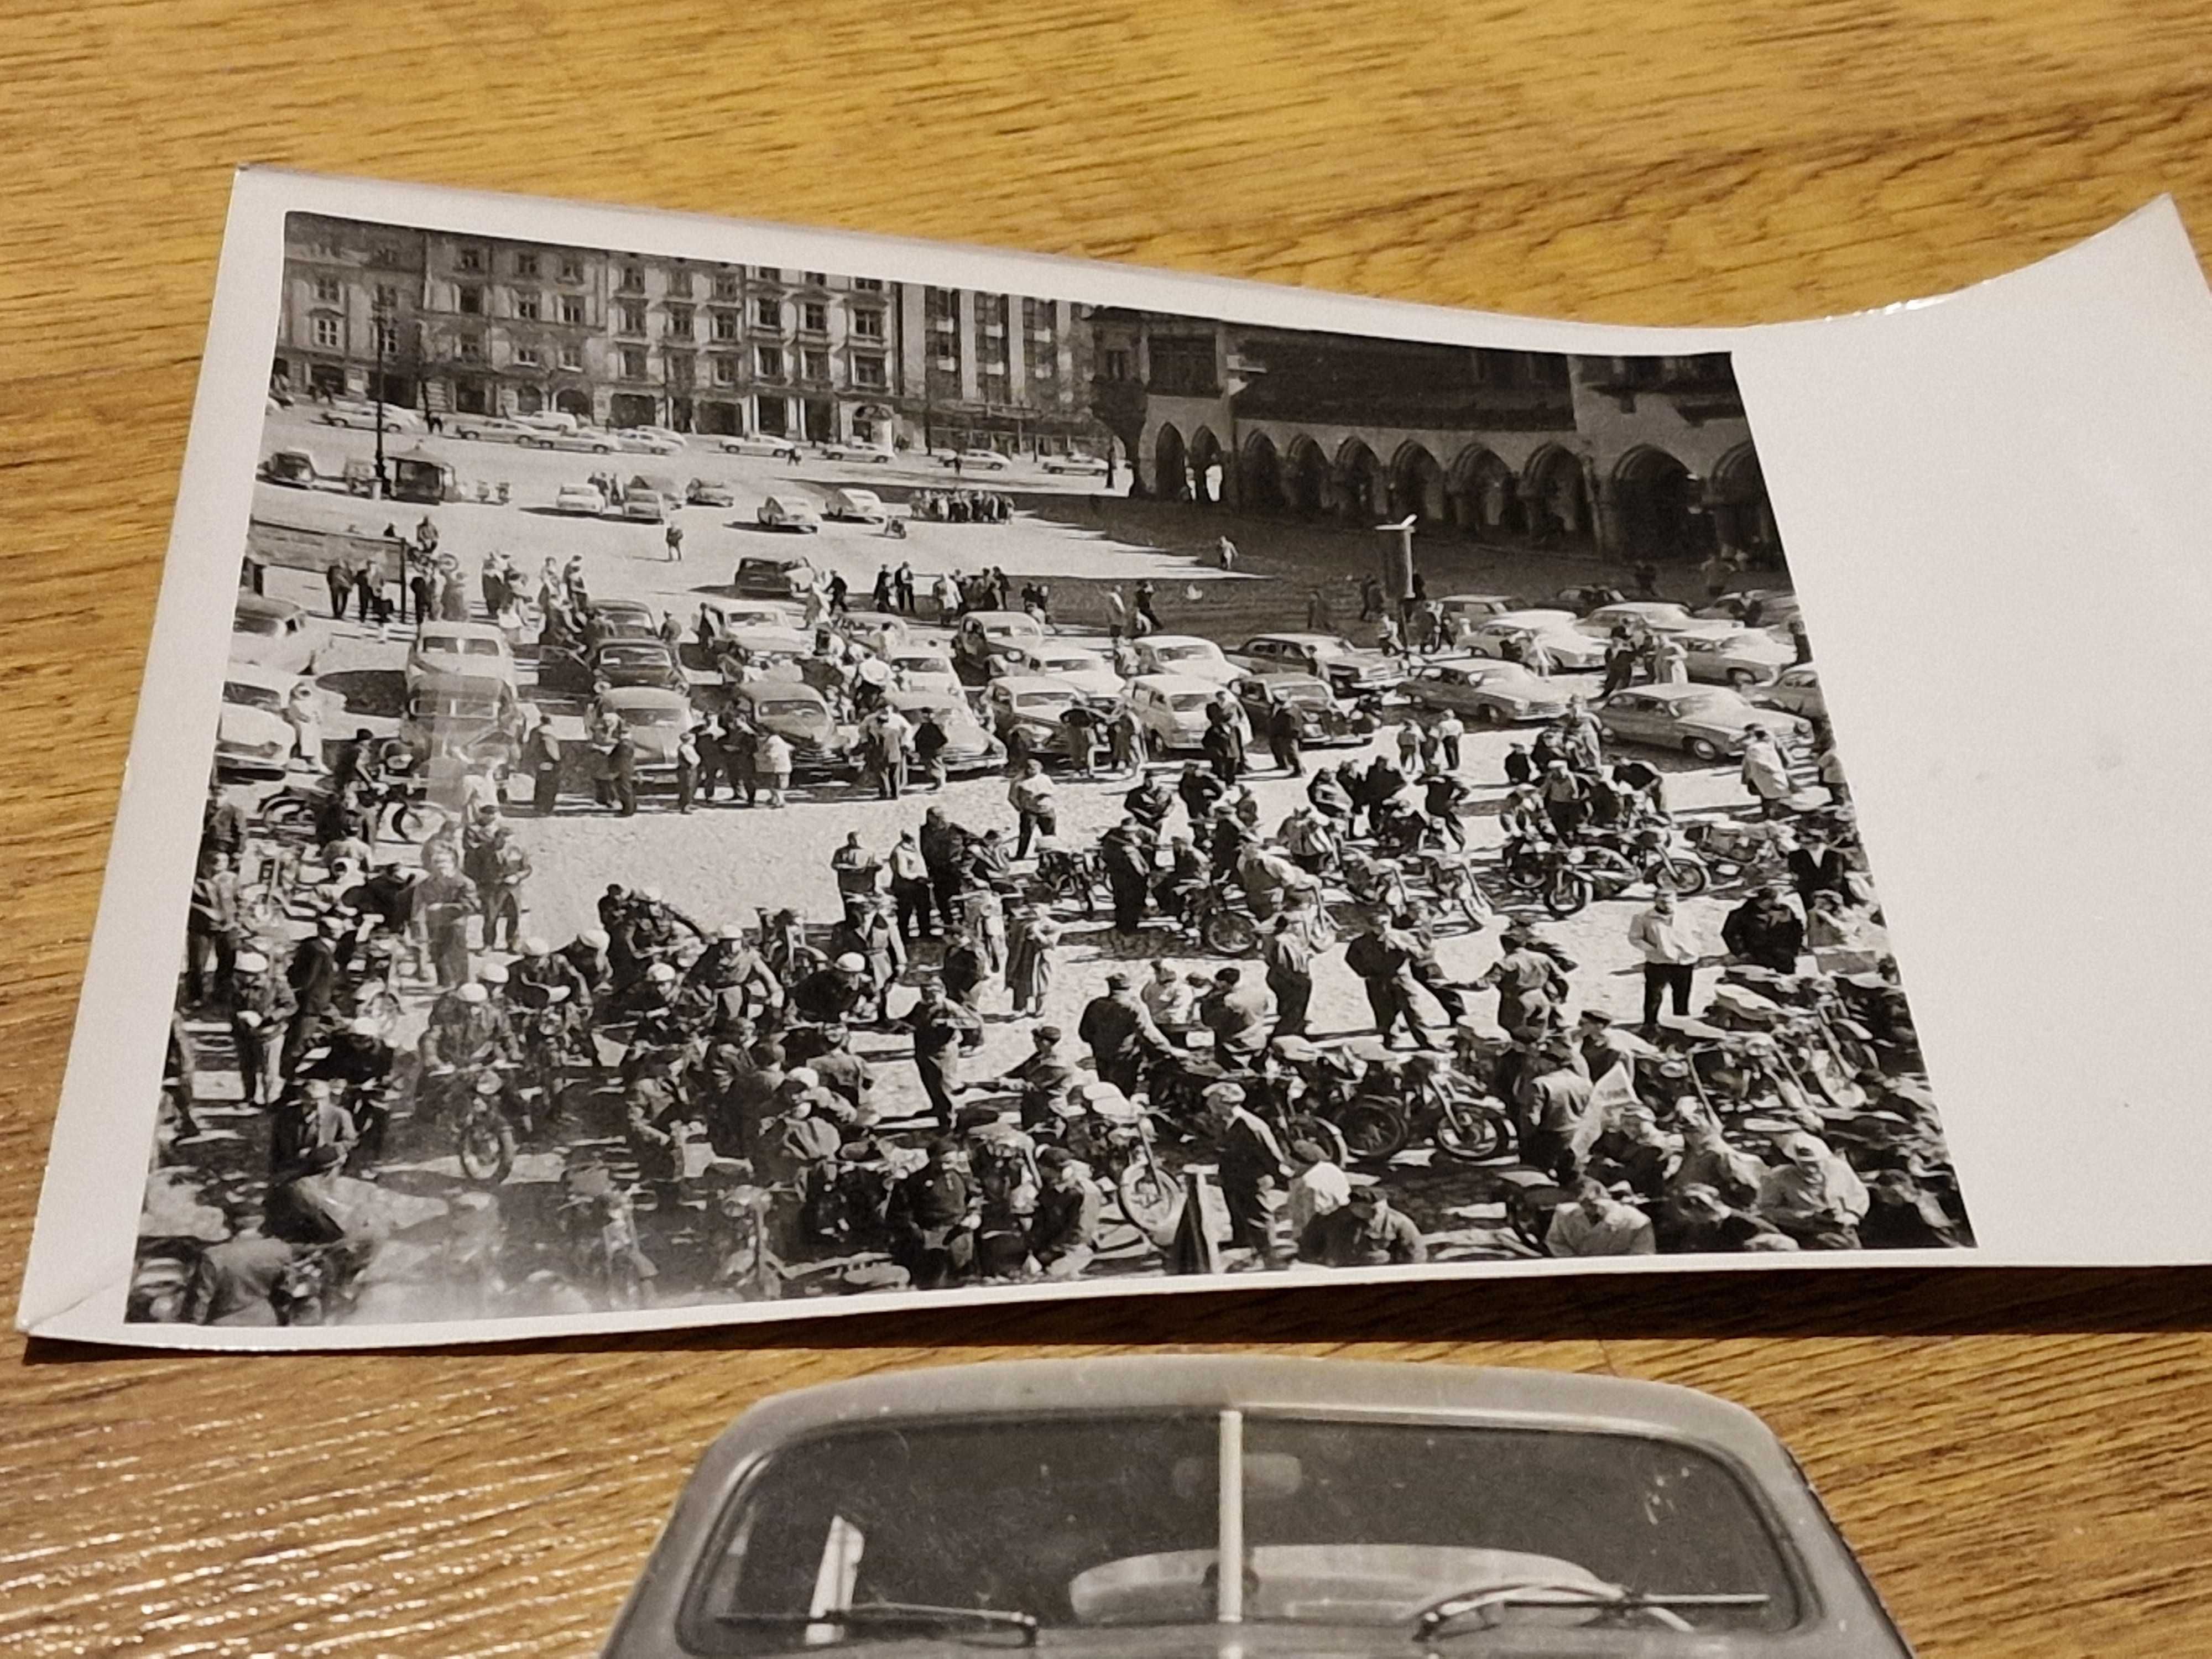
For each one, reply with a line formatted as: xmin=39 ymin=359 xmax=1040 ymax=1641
xmin=1007 ymin=759 xmax=1058 ymax=860
xmin=1123 ymin=771 xmax=1175 ymax=833
xmin=301 ymin=1013 xmax=398 ymax=1170
xmin=1721 ymin=882 xmax=1806 ymax=975
xmin=559 ymin=928 xmax=615 ymax=1008
xmin=791 ymin=953 xmax=874 ymax=1026
xmin=419 ymin=979 xmax=518 ymax=1073
xmin=885 ymin=1136 xmax=978 ymax=1288
xmin=1343 ymin=912 xmax=1434 ymax=1050
xmin=1519 ymin=1040 xmax=1601 ymax=1183
xmin=1576 ymin=1009 xmax=1642 ymax=1085
xmin=1027 ymin=1148 xmax=1102 ymax=1279
xmin=1207 ymin=1083 xmax=1287 ymax=1263
xmin=1297 ymin=1183 xmax=1427 ymax=1267
xmin=512 ymin=935 xmax=591 ymax=1014
xmin=1199 ymin=965 xmax=1272 ymax=1066
xmin=830 ymin=832 xmax=881 ymax=902
xmin=904 ymin=982 xmax=983 ymax=1129
xmin=281 ymin=919 xmax=348 ymax=1073
xmin=186 ymin=849 xmax=243 ymax=1008
xmin=415 ymin=862 xmax=480 ymax=989
xmin=227 ymin=951 xmax=296 ymax=1108
xmin=994 ymin=1024 xmax=1078 ymax=1129
xmin=1628 ymin=893 xmax=1700 ymax=1036
xmin=1078 ymin=973 xmax=1172 ymax=1095
xmin=1098 ymin=817 xmax=1159 ymax=937
xmin=687 ymin=925 xmax=784 ymax=1013
xmin=1545 ymin=1176 xmax=1657 ymax=1257
xmin=1260 ymin=914 xmax=1316 ymax=1041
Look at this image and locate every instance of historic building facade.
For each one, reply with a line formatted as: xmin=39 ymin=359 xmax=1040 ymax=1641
xmin=1088 ymin=309 xmax=1779 ymax=563
xmin=894 ymin=286 xmax=1099 ymax=456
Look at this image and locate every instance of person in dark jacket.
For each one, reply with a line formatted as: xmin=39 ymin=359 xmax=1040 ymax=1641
xmin=1721 ymin=883 xmax=1807 ymax=973
xmin=885 ymin=1137 xmax=977 ymax=1288
xmin=1298 ymin=1184 xmax=1427 ymax=1267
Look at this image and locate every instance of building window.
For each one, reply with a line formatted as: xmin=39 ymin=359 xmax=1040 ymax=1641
xmin=559 ymin=342 xmax=583 ymax=371
xmin=713 ymin=356 xmax=738 ymax=387
xmin=311 ymin=313 xmax=342 ymax=349
xmin=559 ymin=295 xmax=587 ymax=326
xmin=457 ymin=246 xmax=484 ymax=273
xmin=666 ymin=304 xmax=695 ymax=339
xmin=753 ymin=296 xmax=781 ymax=329
xmin=514 ymin=252 xmax=540 ymax=278
xmin=373 ymin=284 xmax=400 ymax=309
xmin=801 ymin=301 xmax=828 ymax=334
xmin=1147 ymin=335 xmax=1217 ymax=397
xmin=620 ymin=347 xmax=648 ymax=378
xmin=752 ymin=265 xmax=780 ymax=280
xmin=853 ymin=277 xmax=884 ymax=293
xmin=712 ymin=310 xmax=740 ymax=341
xmin=618 ymin=302 xmax=647 ymax=335
xmin=933 ymin=354 xmax=959 ymax=373
xmin=802 ymin=348 xmax=830 ymax=382
xmin=458 ymin=335 xmax=484 ymax=361
xmin=514 ymin=291 xmax=541 ymax=321
xmin=559 ymin=258 xmax=583 ymax=283
xmin=755 ymin=346 xmax=785 ymax=378
xmin=982 ymin=372 xmax=1009 ymax=404
xmin=514 ymin=345 xmax=541 ymax=367
xmin=457 ymin=286 xmax=483 ymax=316
xmin=1031 ymin=353 xmax=1056 ymax=380
xmin=369 ymin=242 xmax=405 ymax=268
xmin=712 ymin=272 xmax=742 ymax=301
xmin=312 ymin=275 xmax=341 ymax=304
xmin=853 ymin=354 xmax=886 ymax=389
xmin=851 ymin=308 xmax=885 ymax=341
xmin=619 ymin=265 xmax=645 ymax=293
xmin=804 ymin=270 xmax=828 ymax=288
xmin=373 ymin=320 xmax=399 ymax=356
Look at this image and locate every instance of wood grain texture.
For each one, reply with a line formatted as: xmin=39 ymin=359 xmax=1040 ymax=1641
xmin=6 ymin=2 xmax=2212 ymax=1653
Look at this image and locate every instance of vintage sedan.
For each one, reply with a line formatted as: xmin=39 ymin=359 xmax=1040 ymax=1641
xmin=623 ymin=473 xmax=681 ymax=523
xmin=817 ymin=437 xmax=895 ymax=463
xmin=405 ymin=620 xmax=517 ymax=692
xmin=515 ymin=426 xmax=621 ymax=453
xmin=1680 ymin=627 xmax=1797 ymax=688
xmin=1752 ymin=661 xmax=1827 ymax=721
xmin=1040 ymin=451 xmax=1110 ymax=474
xmin=1695 ymin=588 xmax=1802 ymax=629
xmin=713 ymin=626 xmax=814 ymax=680
xmin=585 ymin=638 xmax=688 ymax=695
xmin=232 ymin=593 xmax=325 ymax=676
xmin=732 ymin=555 xmax=821 ymax=602
xmin=398 ymin=671 xmax=531 ymax=770
xmin=447 ymin=414 xmax=533 ymax=443
xmin=553 ymin=481 xmax=609 ymax=515
xmin=1597 ymin=684 xmax=1812 ymax=760
xmin=698 ymin=598 xmax=807 ymax=645
xmin=708 ymin=431 xmax=805 ymax=462
xmin=757 ymin=492 xmax=824 ymax=533
xmin=823 ymin=486 xmax=886 ymax=522
xmin=216 ymin=664 xmax=308 ymax=774
xmin=880 ymin=688 xmax=1004 ymax=774
xmin=1436 ymin=592 xmax=1531 ymax=632
xmin=614 ymin=429 xmax=686 ymax=456
xmin=1126 ymin=672 xmax=1223 ymax=755
xmin=726 ymin=679 xmax=852 ymax=772
xmin=603 ymin=1355 xmax=1912 ymax=1658
xmin=1229 ymin=672 xmax=1373 ymax=747
xmin=993 ymin=641 xmax=1124 ymax=700
xmin=1131 ymin=633 xmax=1239 ymax=686
xmin=1230 ymin=632 xmax=1404 ymax=696
xmin=942 ymin=447 xmax=1010 ymax=471
xmin=1401 ymin=659 xmax=1575 ymax=724
xmin=1578 ymin=600 xmax=1718 ymax=639
xmin=314 ymin=399 xmax=425 ymax=434
xmin=882 ymin=645 xmax=963 ymax=694
xmin=686 ymin=478 xmax=737 ymax=508
xmin=1548 ymin=582 xmax=1629 ymax=615
xmin=591 ymin=685 xmax=694 ymax=778
xmin=981 ymin=672 xmax=1088 ymax=749
xmin=953 ymin=609 xmax=1047 ymax=673
xmin=1457 ymin=610 xmax=1608 ymax=671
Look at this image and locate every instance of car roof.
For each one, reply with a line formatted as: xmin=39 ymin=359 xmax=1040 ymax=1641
xmin=1594 ymin=601 xmax=1691 ymax=615
xmin=416 ymin=620 xmax=509 ymax=641
xmin=739 ymin=555 xmax=811 ymax=570
xmin=885 ymin=690 xmax=974 ymax=717
xmin=964 ymin=609 xmax=1038 ymax=627
xmin=1245 ymin=632 xmax=1347 ymax=646
xmin=1141 ymin=633 xmax=1219 ymax=650
xmin=234 ymin=593 xmax=305 ymax=622
xmin=222 ymin=662 xmax=302 ymax=691
xmin=733 ymin=680 xmax=825 ymax=705
xmin=993 ymin=672 xmax=1082 ymax=692
xmin=598 ymin=686 xmax=690 ymax=710
xmin=1131 ymin=672 xmax=1223 ymax=694
xmin=1483 ymin=609 xmax=1578 ymax=627
xmin=1440 ymin=592 xmax=1519 ymax=603
xmin=1623 ymin=684 xmax=1731 ymax=703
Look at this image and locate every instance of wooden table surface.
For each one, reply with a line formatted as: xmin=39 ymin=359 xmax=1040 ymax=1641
xmin=7 ymin=2 xmax=2212 ymax=1652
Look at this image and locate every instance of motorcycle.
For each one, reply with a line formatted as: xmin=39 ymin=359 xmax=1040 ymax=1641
xmin=1333 ymin=1076 xmax=1514 ymax=1167
xmin=1183 ymin=883 xmax=1262 ymax=955
xmin=555 ymin=1160 xmax=656 ymax=1309
xmin=1591 ymin=823 xmax=1710 ymax=897
xmin=269 ymin=1237 xmax=373 ymax=1326
xmin=1407 ymin=848 xmax=1493 ymax=930
xmin=1033 ymin=843 xmax=1104 ymax=917
xmin=1050 ymin=1088 xmax=1179 ymax=1239
xmin=1495 ymin=836 xmax=1607 ymax=919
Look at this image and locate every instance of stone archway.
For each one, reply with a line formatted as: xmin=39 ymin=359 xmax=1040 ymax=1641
xmin=1612 ymin=444 xmax=1709 ymax=561
xmin=1389 ymin=442 xmax=1448 ymax=524
xmin=1336 ymin=437 xmax=1386 ymax=524
xmin=1524 ymin=444 xmax=1594 ymax=551
xmin=554 ymin=387 xmax=593 ymax=420
xmin=1152 ymin=423 xmax=1190 ymax=502
xmin=1709 ymin=441 xmax=1781 ymax=568
xmin=1240 ymin=430 xmax=1285 ymax=513
xmin=1447 ymin=446 xmax=1522 ymax=538
xmin=1285 ymin=435 xmax=1329 ymax=515
xmin=1187 ymin=426 xmax=1226 ymax=507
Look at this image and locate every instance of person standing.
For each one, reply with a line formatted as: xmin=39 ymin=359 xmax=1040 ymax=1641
xmin=1740 ymin=726 xmax=1793 ymax=817
xmin=1206 ymin=1082 xmax=1283 ymax=1262
xmin=1134 ymin=580 xmax=1161 ymax=633
xmin=324 ymin=556 xmax=354 ymax=620
xmin=1344 ymin=913 xmax=1432 ymax=1048
xmin=912 ymin=708 xmax=951 ymax=791
xmin=1723 ymin=882 xmax=1807 ymax=974
xmin=674 ymin=725 xmax=702 ymax=815
xmin=228 ymin=951 xmax=296 ymax=1108
xmin=1628 ymin=892 xmax=1700 ymax=1036
xmin=904 ymin=984 xmax=982 ymax=1130
xmin=1199 ymin=964 xmax=1271 ymax=1066
xmin=1261 ymin=913 xmax=1315 ymax=1040
xmin=1003 ymin=902 xmax=1062 ymax=1018
xmin=1788 ymin=617 xmax=1813 ymax=665
xmin=872 ymin=564 xmax=894 ymax=611
xmin=1077 ymin=971 xmax=1170 ymax=1094
xmin=1652 ymin=633 xmax=1688 ymax=684
xmin=607 ymin=729 xmax=639 ymax=817
xmin=1600 ymin=630 xmax=1639 ymax=700
xmin=1007 ymin=759 xmax=1057 ymax=859
xmin=1265 ymin=698 xmax=1305 ymax=776
xmin=479 ymin=826 xmax=531 ymax=953
xmin=1097 ymin=817 xmax=1157 ymax=936
xmin=1538 ymin=761 xmax=1588 ymax=841
xmin=889 ymin=831 xmax=935 ymax=942
xmin=664 ymin=521 xmax=684 ymax=563
xmin=416 ymin=865 xmax=479 ymax=989
xmin=1432 ymin=709 xmax=1465 ymax=773
xmin=754 ymin=730 xmax=792 ymax=809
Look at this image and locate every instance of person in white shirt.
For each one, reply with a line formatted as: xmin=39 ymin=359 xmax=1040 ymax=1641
xmin=1285 ymin=1139 xmax=1353 ymax=1238
xmin=1545 ymin=1177 xmax=1656 ymax=1257
xmin=1627 ymin=893 xmax=1700 ymax=1036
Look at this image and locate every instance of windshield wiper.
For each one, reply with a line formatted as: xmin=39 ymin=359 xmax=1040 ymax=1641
xmin=1413 ymin=1580 xmax=1769 ymax=1641
xmin=717 ymin=1603 xmax=1040 ymax=1647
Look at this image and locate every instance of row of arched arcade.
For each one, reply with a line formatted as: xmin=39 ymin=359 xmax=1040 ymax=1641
xmin=1149 ymin=423 xmax=1778 ymax=562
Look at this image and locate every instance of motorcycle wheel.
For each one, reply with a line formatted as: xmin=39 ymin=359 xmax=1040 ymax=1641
xmin=255 ymin=797 xmax=318 ymax=834
xmin=1432 ymin=1103 xmax=1510 ymax=1164
xmin=1117 ymin=1157 xmax=1180 ymax=1240
xmin=1201 ymin=909 xmax=1259 ymax=955
xmin=1335 ymin=1101 xmax=1411 ymax=1166
xmin=1541 ymin=868 xmax=1592 ymax=919
xmin=456 ymin=1107 xmax=517 ymax=1184
xmin=1657 ymin=854 xmax=1710 ymax=896
xmin=1583 ymin=847 xmax=1637 ymax=897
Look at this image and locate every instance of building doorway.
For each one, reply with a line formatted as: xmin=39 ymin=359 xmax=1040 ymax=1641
xmin=609 ymin=393 xmax=657 ymax=429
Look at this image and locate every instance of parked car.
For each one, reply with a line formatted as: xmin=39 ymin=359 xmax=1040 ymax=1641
xmin=592 ymin=598 xmax=663 ymax=635
xmin=585 ymin=638 xmax=688 ymax=695
xmin=398 ymin=672 xmax=531 ymax=770
xmin=708 ymin=432 xmax=804 ymax=462
xmin=942 ymin=447 xmax=1010 ymax=471
xmin=685 ymin=478 xmax=736 ymax=508
xmin=513 ymin=410 xmax=581 ymax=436
xmin=757 ymin=492 xmax=823 ymax=532
xmin=725 ymin=679 xmax=852 ymax=771
xmin=216 ymin=664 xmax=309 ymax=774
xmin=1400 ymin=659 xmax=1574 ymax=724
xmin=1040 ymin=451 xmax=1110 ymax=474
xmin=516 ymin=426 xmax=620 ymax=453
xmin=1228 ymin=672 xmax=1373 ymax=747
xmin=1578 ymin=600 xmax=1718 ymax=639
xmin=981 ymin=673 xmax=1087 ymax=749
xmin=620 ymin=474 xmax=679 ymax=524
xmin=823 ymin=486 xmax=886 ymax=521
xmin=613 ymin=429 xmax=686 ymax=455
xmin=1548 ymin=582 xmax=1629 ymax=615
xmin=552 ymin=481 xmax=608 ymax=515
xmin=882 ymin=645 xmax=962 ymax=694
xmin=447 ymin=414 xmax=532 ymax=443
xmin=1130 ymin=633 xmax=1239 ymax=686
xmin=992 ymin=641 xmax=1123 ymax=700
xmin=1596 ymin=684 xmax=1812 ymax=760
xmin=880 ymin=689 xmax=1003 ymax=773
xmin=1458 ymin=610 xmax=1608 ymax=671
xmin=953 ymin=609 xmax=1047 ymax=673
xmin=232 ymin=593 xmax=324 ymax=676
xmin=732 ymin=555 xmax=821 ymax=602
xmin=712 ymin=625 xmax=813 ymax=677
xmin=591 ymin=686 xmax=694 ymax=776
xmin=1231 ymin=632 xmax=1404 ymax=696
xmin=603 ymin=1356 xmax=1913 ymax=1659
xmin=1695 ymin=588 xmax=1802 ymax=628
xmin=1436 ymin=592 xmax=1531 ymax=632
xmin=314 ymin=400 xmax=424 ymax=434
xmin=257 ymin=448 xmax=326 ymax=488
xmin=817 ymin=437 xmax=894 ymax=463
xmin=1752 ymin=661 xmax=1827 ymax=720
xmin=1680 ymin=626 xmax=1797 ymax=687
xmin=1125 ymin=672 xmax=1222 ymax=755
xmin=405 ymin=621 xmax=517 ymax=691
xmin=698 ymin=597 xmax=807 ymax=644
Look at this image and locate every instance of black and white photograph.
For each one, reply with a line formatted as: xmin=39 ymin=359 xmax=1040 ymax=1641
xmin=118 ymin=205 xmax=1975 ymax=1333
xmin=602 ymin=1355 xmax=1917 ymax=1657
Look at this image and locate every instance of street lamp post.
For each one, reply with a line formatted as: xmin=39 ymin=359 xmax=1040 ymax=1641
xmin=1375 ymin=515 xmax=1418 ymax=625
xmin=371 ymin=301 xmax=391 ymax=499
